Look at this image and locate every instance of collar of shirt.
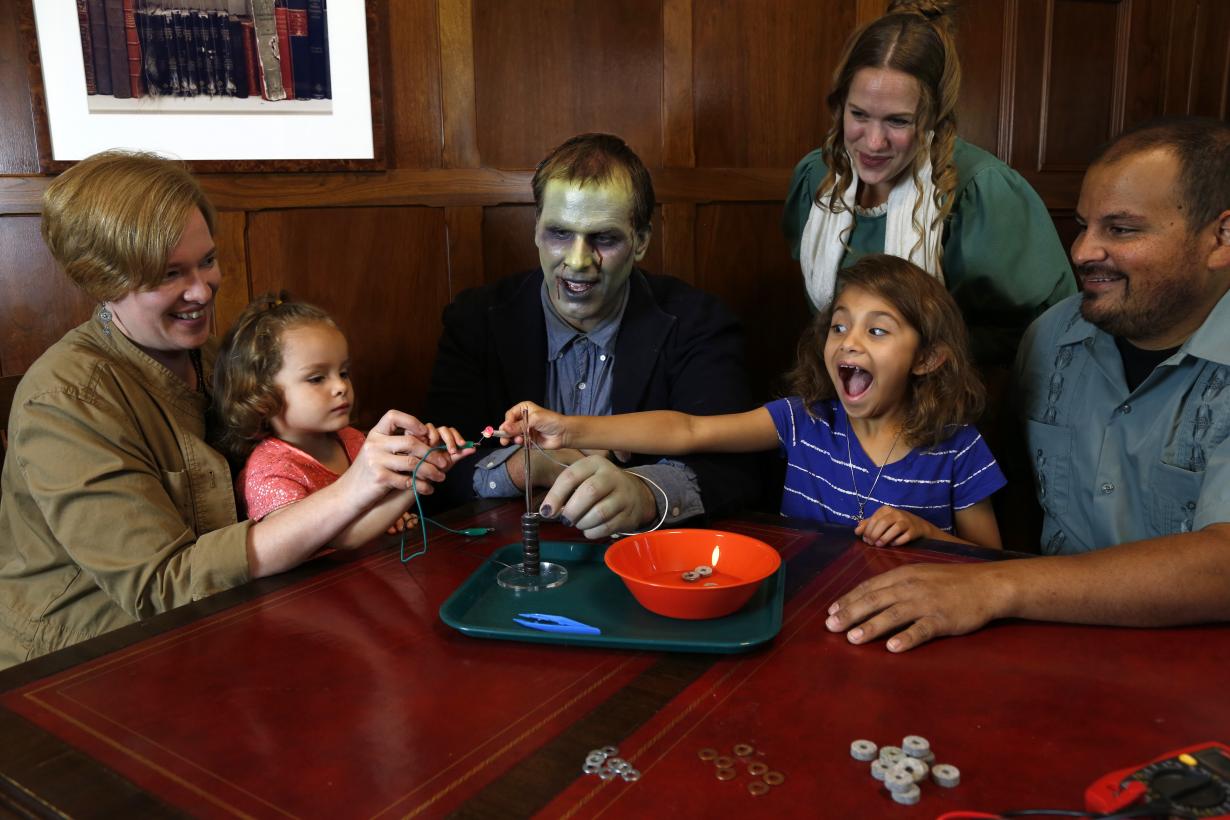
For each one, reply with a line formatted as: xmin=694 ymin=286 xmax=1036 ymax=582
xmin=1055 ymin=287 xmax=1230 ymax=368
xmin=540 ymin=278 xmax=630 ymax=361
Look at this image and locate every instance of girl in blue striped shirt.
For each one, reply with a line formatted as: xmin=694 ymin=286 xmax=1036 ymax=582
xmin=502 ymin=254 xmax=1005 ymax=548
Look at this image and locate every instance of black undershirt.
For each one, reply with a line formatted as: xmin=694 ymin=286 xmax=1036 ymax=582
xmin=1115 ymin=336 xmax=1180 ymax=392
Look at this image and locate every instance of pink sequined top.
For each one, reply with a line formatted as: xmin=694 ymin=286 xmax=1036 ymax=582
xmin=238 ymin=427 xmax=366 ymax=522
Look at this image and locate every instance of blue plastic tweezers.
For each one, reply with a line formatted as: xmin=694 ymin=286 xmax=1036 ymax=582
xmin=513 ymin=613 xmax=601 ymax=636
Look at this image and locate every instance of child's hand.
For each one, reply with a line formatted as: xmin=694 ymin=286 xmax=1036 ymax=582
xmin=499 ymin=401 xmax=570 ymax=448
xmin=423 ymin=424 xmax=477 ymax=465
xmin=854 ymin=506 xmax=940 ymax=547
xmin=385 ymin=512 xmax=420 ymax=535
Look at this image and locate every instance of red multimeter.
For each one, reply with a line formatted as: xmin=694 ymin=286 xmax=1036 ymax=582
xmin=1086 ymin=742 xmax=1230 ymax=818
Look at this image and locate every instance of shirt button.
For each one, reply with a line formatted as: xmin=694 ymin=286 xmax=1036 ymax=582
xmin=1117 ymin=403 xmax=1131 ymax=414
xmin=578 ymin=382 xmax=587 ymax=390
xmin=1100 ymin=482 xmax=1115 ymax=495
xmin=671 ymin=507 xmax=680 ymax=517
xmin=1186 ymin=501 xmax=1197 ymax=510
xmin=486 ymin=461 xmax=495 ymax=468
xmin=488 ymin=481 xmax=498 ymax=489
xmin=599 ymin=354 xmax=607 ymax=361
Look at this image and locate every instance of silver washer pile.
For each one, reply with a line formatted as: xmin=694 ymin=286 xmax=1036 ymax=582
xmin=849 ymin=735 xmax=960 ymax=806
xmin=582 ymin=746 xmax=641 ymax=782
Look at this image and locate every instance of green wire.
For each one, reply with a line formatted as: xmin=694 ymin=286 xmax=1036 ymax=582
xmin=400 ymin=442 xmax=492 ymax=562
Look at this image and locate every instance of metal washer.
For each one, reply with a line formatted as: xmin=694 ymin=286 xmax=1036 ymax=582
xmin=850 ymin=739 xmax=878 ymax=761
xmin=747 ymin=781 xmax=769 ymax=796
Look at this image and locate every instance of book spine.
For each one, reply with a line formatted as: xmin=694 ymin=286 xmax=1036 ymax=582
xmin=250 ymin=0 xmax=286 ymax=101
xmin=319 ymin=0 xmax=330 ymax=98
xmin=286 ymin=0 xmax=312 ymax=100
xmin=305 ymin=0 xmax=326 ymax=99
xmin=77 ymin=0 xmax=96 ymax=94
xmin=158 ymin=11 xmax=181 ymax=96
xmin=191 ymin=11 xmax=216 ymax=96
xmin=218 ymin=13 xmax=239 ymax=97
xmin=171 ymin=10 xmax=197 ymax=96
xmin=103 ymin=0 xmax=130 ymax=98
xmin=122 ymin=0 xmax=143 ymax=97
xmin=238 ymin=17 xmax=259 ymax=100
xmin=86 ymin=0 xmax=111 ymax=95
xmin=273 ymin=0 xmax=295 ymax=99
xmin=136 ymin=10 xmax=162 ymax=95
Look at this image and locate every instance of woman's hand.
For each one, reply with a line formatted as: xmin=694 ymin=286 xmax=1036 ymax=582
xmin=386 ymin=512 xmax=419 ymax=535
xmin=499 ymin=401 xmax=571 ymax=449
xmin=343 ymin=411 xmax=458 ymax=503
xmin=854 ymin=506 xmax=940 ymax=547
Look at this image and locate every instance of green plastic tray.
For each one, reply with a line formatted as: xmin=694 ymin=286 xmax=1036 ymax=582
xmin=438 ymin=540 xmax=785 ymax=654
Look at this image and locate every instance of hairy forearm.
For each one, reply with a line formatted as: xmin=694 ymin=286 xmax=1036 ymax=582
xmin=993 ymin=525 xmax=1230 ymax=627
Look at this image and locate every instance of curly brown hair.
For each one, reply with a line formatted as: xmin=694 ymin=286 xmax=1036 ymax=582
xmin=816 ymin=0 xmax=961 ymax=266
xmin=210 ymin=293 xmax=338 ymax=464
xmin=786 ymin=254 xmax=983 ymax=449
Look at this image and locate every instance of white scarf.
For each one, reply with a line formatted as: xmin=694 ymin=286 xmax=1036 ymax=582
xmin=799 ymin=147 xmax=944 ymax=311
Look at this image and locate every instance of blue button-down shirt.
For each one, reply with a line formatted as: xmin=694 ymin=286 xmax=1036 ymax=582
xmin=472 ymin=281 xmax=703 ymax=524
xmin=1016 ymin=290 xmax=1230 ymax=554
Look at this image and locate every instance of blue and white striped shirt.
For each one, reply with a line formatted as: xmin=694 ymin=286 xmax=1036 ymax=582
xmin=765 ymin=396 xmax=1005 ymax=531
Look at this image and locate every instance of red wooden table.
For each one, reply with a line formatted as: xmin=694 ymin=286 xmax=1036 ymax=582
xmin=1 ymin=502 xmax=1225 ymax=819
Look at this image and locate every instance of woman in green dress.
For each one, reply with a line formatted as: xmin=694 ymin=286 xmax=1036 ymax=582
xmin=783 ymin=0 xmax=1074 ymax=365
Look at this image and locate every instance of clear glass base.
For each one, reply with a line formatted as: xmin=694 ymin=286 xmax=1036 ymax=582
xmin=496 ymin=561 xmax=569 ymax=591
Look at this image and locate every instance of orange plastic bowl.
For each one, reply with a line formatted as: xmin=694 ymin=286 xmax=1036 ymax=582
xmin=605 ymin=529 xmax=781 ymax=620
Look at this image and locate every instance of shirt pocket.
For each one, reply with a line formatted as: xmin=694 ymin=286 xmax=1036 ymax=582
xmin=1026 ymin=419 xmax=1072 ymax=518
xmin=1148 ymin=462 xmax=1202 ymax=536
xmin=161 ymin=469 xmax=197 ymax=532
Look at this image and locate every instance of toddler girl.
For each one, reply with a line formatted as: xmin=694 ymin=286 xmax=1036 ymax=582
xmin=504 ymin=254 xmax=1005 ymax=548
xmin=213 ymin=295 xmax=470 ymax=546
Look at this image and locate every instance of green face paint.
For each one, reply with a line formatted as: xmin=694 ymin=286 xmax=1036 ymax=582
xmin=534 ymin=178 xmax=650 ymax=333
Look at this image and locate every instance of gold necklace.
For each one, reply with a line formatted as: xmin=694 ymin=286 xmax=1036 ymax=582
xmin=846 ymin=415 xmax=903 ymax=521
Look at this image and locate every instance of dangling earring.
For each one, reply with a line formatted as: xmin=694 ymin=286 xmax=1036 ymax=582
xmin=98 ymin=303 xmax=113 ymax=335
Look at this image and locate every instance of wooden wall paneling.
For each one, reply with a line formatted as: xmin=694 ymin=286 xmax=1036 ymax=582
xmin=661 ymin=204 xmax=695 ymax=285
xmin=857 ymin=0 xmax=890 ymax=25
xmin=955 ymin=0 xmax=1007 ymax=155
xmin=1189 ymin=0 xmax=1230 ymax=117
xmin=693 ymin=0 xmax=853 ymax=168
xmin=472 ymin=0 xmax=664 ymax=170
xmin=1163 ymin=0 xmax=1197 ymax=115
xmin=0 ymin=0 xmax=38 ymax=174
xmin=385 ymin=0 xmax=445 ymax=168
xmin=444 ymin=206 xmax=485 ymax=298
xmin=211 ymin=211 xmax=251 ymax=337
xmin=1037 ymin=0 xmax=1121 ymax=171
xmin=694 ymin=204 xmax=812 ymax=402
xmin=1121 ymin=0 xmax=1175 ymax=127
xmin=662 ymin=0 xmax=695 ymax=167
xmin=438 ymin=0 xmax=479 ymax=168
xmin=0 ymin=216 xmax=92 ymax=376
xmin=245 ymin=208 xmax=451 ymax=423
xmin=480 ymin=205 xmax=543 ymax=288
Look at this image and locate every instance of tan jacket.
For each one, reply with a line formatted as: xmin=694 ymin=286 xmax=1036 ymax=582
xmin=0 ymin=318 xmax=251 ymax=668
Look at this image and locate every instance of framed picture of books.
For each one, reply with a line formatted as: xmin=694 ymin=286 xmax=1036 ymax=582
xmin=20 ymin=0 xmax=384 ymax=171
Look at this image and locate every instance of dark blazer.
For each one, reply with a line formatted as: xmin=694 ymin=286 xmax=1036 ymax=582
xmin=426 ymin=268 xmax=761 ymax=517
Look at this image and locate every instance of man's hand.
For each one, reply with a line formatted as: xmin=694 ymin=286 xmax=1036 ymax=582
xmin=538 ymin=456 xmax=657 ymax=539
xmin=824 ymin=562 xmax=1013 ymax=652
xmin=854 ymin=506 xmax=940 ymax=547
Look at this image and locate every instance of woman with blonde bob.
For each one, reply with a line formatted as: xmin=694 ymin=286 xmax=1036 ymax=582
xmin=783 ymin=0 xmax=1074 ymax=364
xmin=0 ymin=150 xmax=457 ymax=669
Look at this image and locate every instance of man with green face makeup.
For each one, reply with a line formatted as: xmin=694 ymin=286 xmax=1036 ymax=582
xmin=426 ymin=133 xmax=760 ymax=538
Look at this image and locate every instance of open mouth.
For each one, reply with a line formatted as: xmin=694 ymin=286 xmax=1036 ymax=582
xmin=838 ymin=364 xmax=874 ymax=399
xmin=557 ymin=277 xmax=598 ymax=297
xmin=170 ymin=308 xmax=207 ymax=321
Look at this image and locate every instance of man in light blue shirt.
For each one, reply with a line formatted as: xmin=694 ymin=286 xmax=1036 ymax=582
xmin=823 ymin=117 xmax=1230 ymax=651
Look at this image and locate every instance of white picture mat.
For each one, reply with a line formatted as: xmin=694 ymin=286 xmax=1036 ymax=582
xmin=32 ymin=1 xmax=374 ymax=161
